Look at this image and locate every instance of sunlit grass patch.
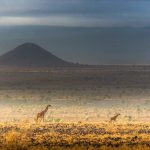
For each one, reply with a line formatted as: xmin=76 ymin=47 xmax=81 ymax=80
xmin=0 ymin=122 xmax=149 ymax=149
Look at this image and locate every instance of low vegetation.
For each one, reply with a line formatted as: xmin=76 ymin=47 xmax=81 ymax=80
xmin=0 ymin=66 xmax=149 ymax=149
xmin=0 ymin=122 xmax=150 ymax=149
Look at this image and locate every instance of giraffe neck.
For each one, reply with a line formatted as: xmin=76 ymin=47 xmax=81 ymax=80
xmin=116 ymin=114 xmax=119 ymax=118
xmin=44 ymin=106 xmax=49 ymax=113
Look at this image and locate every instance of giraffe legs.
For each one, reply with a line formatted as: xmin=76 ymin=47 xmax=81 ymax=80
xmin=35 ymin=116 xmax=45 ymax=124
xmin=42 ymin=117 xmax=44 ymax=122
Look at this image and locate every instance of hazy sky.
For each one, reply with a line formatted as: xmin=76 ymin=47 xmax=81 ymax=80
xmin=0 ymin=0 xmax=150 ymax=27
xmin=0 ymin=0 xmax=150 ymax=64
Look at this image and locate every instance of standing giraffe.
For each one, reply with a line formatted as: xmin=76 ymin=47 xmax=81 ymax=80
xmin=36 ymin=104 xmax=52 ymax=123
xmin=109 ymin=113 xmax=120 ymax=122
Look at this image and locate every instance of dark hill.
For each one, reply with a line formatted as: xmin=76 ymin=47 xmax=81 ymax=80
xmin=0 ymin=43 xmax=73 ymax=67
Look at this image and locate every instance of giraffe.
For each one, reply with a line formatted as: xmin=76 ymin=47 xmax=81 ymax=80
xmin=36 ymin=104 xmax=52 ymax=123
xmin=109 ymin=113 xmax=120 ymax=122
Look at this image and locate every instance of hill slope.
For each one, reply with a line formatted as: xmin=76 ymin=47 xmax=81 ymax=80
xmin=0 ymin=43 xmax=73 ymax=67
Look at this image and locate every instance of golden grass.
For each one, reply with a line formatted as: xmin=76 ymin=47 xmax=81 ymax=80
xmin=0 ymin=122 xmax=150 ymax=149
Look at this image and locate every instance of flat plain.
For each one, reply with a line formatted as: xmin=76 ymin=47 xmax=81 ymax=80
xmin=0 ymin=65 xmax=150 ymax=149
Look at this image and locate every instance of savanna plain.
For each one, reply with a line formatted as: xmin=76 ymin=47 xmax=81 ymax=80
xmin=0 ymin=66 xmax=150 ymax=150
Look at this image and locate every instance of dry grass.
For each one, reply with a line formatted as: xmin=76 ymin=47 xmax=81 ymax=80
xmin=0 ymin=122 xmax=150 ymax=149
xmin=0 ymin=66 xmax=150 ymax=149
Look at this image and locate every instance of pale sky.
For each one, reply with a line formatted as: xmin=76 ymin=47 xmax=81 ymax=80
xmin=0 ymin=0 xmax=150 ymax=27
